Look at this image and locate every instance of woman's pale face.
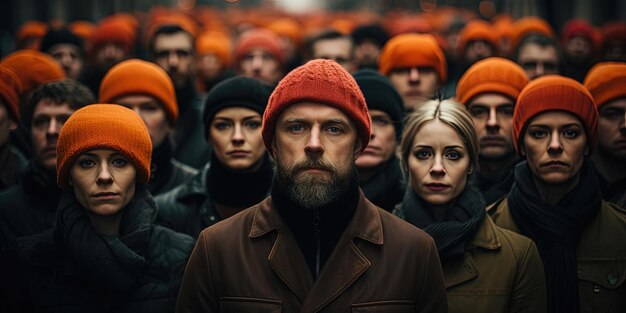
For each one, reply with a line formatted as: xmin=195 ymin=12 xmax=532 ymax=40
xmin=70 ymin=149 xmax=136 ymax=217
xmin=408 ymin=120 xmax=470 ymax=206
xmin=209 ymin=107 xmax=266 ymax=170
xmin=522 ymin=111 xmax=587 ymax=185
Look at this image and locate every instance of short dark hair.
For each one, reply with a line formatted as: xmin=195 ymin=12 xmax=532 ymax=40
xmin=305 ymin=29 xmax=354 ymax=60
xmin=24 ymin=79 xmax=95 ymax=128
xmin=149 ymin=25 xmax=195 ymax=57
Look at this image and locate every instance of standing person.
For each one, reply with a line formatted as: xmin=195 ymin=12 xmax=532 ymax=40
xmin=176 ymin=60 xmax=447 ymax=312
xmin=394 ymin=99 xmax=546 ymax=313
xmin=307 ymin=29 xmax=357 ymax=73
xmin=353 ymin=69 xmax=405 ymax=212
xmin=0 ymin=80 xmax=94 ymax=253
xmin=490 ymin=76 xmax=626 ymax=313
xmin=584 ymin=62 xmax=626 ymax=208
xmin=456 ymin=57 xmax=529 ymax=205
xmin=40 ymin=28 xmax=85 ymax=80
xmin=150 ymin=24 xmax=211 ymax=169
xmin=99 ymin=59 xmax=198 ymax=196
xmin=378 ymin=33 xmax=447 ymax=112
xmin=0 ymin=65 xmax=26 ymax=191
xmin=234 ymin=28 xmax=285 ymax=86
xmin=3 ymin=104 xmax=194 ymax=313
xmin=156 ymin=76 xmax=274 ymax=237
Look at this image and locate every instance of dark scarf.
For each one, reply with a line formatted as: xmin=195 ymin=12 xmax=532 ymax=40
xmin=0 ymin=144 xmax=19 ymax=189
xmin=23 ymin=161 xmax=60 ymax=207
xmin=148 ymin=139 xmax=174 ymax=195
xmin=54 ymin=186 xmax=155 ymax=292
xmin=175 ymin=77 xmax=197 ymax=116
xmin=400 ymin=186 xmax=486 ymax=261
xmin=271 ymin=169 xmax=360 ymax=278
xmin=360 ymin=155 xmax=406 ymax=212
xmin=473 ymin=160 xmax=516 ymax=206
xmin=207 ymin=153 xmax=274 ymax=208
xmin=508 ymin=161 xmax=601 ymax=313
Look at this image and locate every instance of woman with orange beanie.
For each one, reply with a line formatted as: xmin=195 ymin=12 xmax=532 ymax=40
xmin=394 ymin=100 xmax=546 ymax=313
xmin=490 ymin=75 xmax=626 ymax=313
xmin=4 ymin=104 xmax=194 ymax=313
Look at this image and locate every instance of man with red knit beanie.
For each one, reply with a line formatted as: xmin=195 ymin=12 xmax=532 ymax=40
xmin=176 ymin=59 xmax=447 ymax=312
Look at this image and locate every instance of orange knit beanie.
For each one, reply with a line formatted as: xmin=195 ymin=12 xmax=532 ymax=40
xmin=456 ymin=57 xmax=529 ymax=104
xmin=378 ymin=33 xmax=447 ymax=82
xmin=99 ymin=59 xmax=178 ymax=126
xmin=457 ymin=20 xmax=497 ymax=54
xmin=513 ymin=75 xmax=598 ymax=154
xmin=262 ymin=59 xmax=371 ymax=155
xmin=511 ymin=17 xmax=555 ymax=50
xmin=0 ymin=65 xmax=23 ymax=123
xmin=56 ymin=104 xmax=152 ymax=187
xmin=1 ymin=49 xmax=66 ymax=93
xmin=195 ymin=31 xmax=232 ymax=66
xmin=583 ymin=62 xmax=626 ymax=107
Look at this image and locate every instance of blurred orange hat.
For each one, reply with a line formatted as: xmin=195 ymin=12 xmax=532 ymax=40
xmin=68 ymin=20 xmax=97 ymax=41
xmin=456 ymin=57 xmax=529 ymax=104
xmin=267 ymin=18 xmax=303 ymax=46
xmin=458 ymin=19 xmax=497 ymax=53
xmin=0 ymin=65 xmax=23 ymax=122
xmin=378 ymin=33 xmax=447 ymax=82
xmin=511 ymin=16 xmax=555 ymax=49
xmin=88 ymin=19 xmax=136 ymax=54
xmin=195 ymin=31 xmax=232 ymax=66
xmin=234 ymin=28 xmax=284 ymax=66
xmin=1 ymin=49 xmax=66 ymax=93
xmin=17 ymin=20 xmax=48 ymax=49
xmin=583 ymin=62 xmax=626 ymax=107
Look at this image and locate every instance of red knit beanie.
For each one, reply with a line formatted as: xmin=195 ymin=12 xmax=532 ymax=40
xmin=1 ymin=50 xmax=66 ymax=93
xmin=583 ymin=62 xmax=626 ymax=107
xmin=99 ymin=59 xmax=178 ymax=127
xmin=513 ymin=75 xmax=598 ymax=155
xmin=56 ymin=104 xmax=152 ymax=187
xmin=262 ymin=59 xmax=370 ymax=155
xmin=235 ymin=28 xmax=285 ymax=67
xmin=0 ymin=65 xmax=23 ymax=123
xmin=456 ymin=57 xmax=529 ymax=105
xmin=378 ymin=33 xmax=447 ymax=83
xmin=88 ymin=20 xmax=135 ymax=56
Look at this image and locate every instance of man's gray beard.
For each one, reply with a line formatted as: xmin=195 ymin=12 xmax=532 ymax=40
xmin=275 ymin=154 xmax=356 ymax=210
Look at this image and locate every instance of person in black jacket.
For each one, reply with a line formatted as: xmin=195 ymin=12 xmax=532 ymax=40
xmin=0 ymin=80 xmax=94 ymax=253
xmin=3 ymin=104 xmax=194 ymax=313
xmin=156 ymin=76 xmax=274 ymax=238
xmin=99 ymin=59 xmax=198 ymax=196
xmin=352 ymin=69 xmax=405 ymax=212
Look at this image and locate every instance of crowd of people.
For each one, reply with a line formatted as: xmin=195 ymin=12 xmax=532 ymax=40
xmin=0 ymin=4 xmax=625 ymax=313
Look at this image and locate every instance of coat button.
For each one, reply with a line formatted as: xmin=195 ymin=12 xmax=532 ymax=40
xmin=593 ymin=285 xmax=601 ymax=293
xmin=607 ymin=274 xmax=618 ymax=286
xmin=209 ymin=216 xmax=216 ymax=221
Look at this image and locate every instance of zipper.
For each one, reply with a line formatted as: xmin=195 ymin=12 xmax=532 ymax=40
xmin=313 ymin=209 xmax=321 ymax=279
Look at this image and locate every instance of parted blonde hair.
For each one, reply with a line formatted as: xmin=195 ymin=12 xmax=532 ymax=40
xmin=400 ymin=99 xmax=479 ymax=174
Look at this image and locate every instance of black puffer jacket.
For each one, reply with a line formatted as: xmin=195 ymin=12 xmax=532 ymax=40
xmin=156 ymin=155 xmax=273 ymax=238
xmin=0 ymin=161 xmax=59 ymax=253
xmin=3 ymin=187 xmax=195 ymax=313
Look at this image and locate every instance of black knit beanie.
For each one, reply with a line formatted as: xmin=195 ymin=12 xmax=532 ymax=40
xmin=353 ymin=69 xmax=404 ymax=139
xmin=203 ymin=76 xmax=273 ymax=140
xmin=40 ymin=28 xmax=84 ymax=54
xmin=351 ymin=24 xmax=390 ymax=47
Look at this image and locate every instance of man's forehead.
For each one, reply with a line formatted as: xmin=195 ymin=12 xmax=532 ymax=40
xmin=278 ymin=102 xmax=352 ymax=123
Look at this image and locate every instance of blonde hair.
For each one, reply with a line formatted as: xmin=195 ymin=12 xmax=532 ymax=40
xmin=400 ymin=99 xmax=479 ymax=174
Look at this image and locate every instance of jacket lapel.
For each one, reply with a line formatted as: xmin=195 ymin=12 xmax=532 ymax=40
xmin=250 ymin=198 xmax=314 ymax=302
xmin=301 ymin=193 xmax=383 ymax=312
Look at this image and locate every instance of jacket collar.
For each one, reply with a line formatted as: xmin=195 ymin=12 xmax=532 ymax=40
xmin=249 ymin=190 xmax=384 ymax=311
xmin=175 ymin=163 xmax=211 ymax=200
xmin=468 ymin=215 xmax=501 ymax=250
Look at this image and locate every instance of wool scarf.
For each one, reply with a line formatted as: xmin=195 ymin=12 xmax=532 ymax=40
xmin=360 ymin=154 xmax=406 ymax=212
xmin=508 ymin=161 xmax=601 ymax=313
xmin=399 ymin=186 xmax=486 ymax=261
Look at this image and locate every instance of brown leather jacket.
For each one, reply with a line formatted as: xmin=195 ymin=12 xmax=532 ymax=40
xmin=490 ymin=199 xmax=626 ymax=313
xmin=176 ymin=192 xmax=448 ymax=312
xmin=445 ymin=215 xmax=546 ymax=313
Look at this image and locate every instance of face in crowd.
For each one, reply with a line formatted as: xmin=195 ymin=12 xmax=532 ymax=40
xmin=209 ymin=107 xmax=266 ymax=171
xmin=388 ymin=66 xmax=440 ymax=110
xmin=596 ymin=98 xmax=626 ymax=160
xmin=153 ymin=31 xmax=195 ymax=89
xmin=114 ymin=95 xmax=171 ymax=147
xmin=312 ymin=36 xmax=356 ymax=73
xmin=31 ymin=100 xmax=74 ymax=172
xmin=273 ymin=102 xmax=361 ymax=210
xmin=355 ymin=109 xmax=396 ymax=171
xmin=238 ymin=49 xmax=282 ymax=86
xmin=517 ymin=42 xmax=560 ymax=80
xmin=467 ymin=94 xmax=516 ymax=160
